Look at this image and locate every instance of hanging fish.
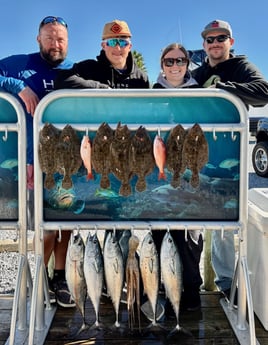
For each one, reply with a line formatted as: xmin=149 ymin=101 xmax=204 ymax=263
xmin=160 ymin=231 xmax=183 ymax=336
xmin=166 ymin=124 xmax=187 ymax=188
xmin=84 ymin=232 xmax=104 ymax=329
xmin=129 ymin=126 xmax=155 ymax=192
xmin=91 ymin=122 xmax=114 ymax=189
xmin=140 ymin=231 xmax=161 ymax=327
xmin=38 ymin=123 xmax=60 ymax=189
xmin=55 ymin=124 xmax=82 ymax=189
xmin=126 ymin=234 xmax=141 ymax=332
xmin=80 ymin=135 xmax=93 ymax=181
xmin=153 ymin=134 xmax=166 ymax=181
xmin=65 ymin=232 xmax=87 ymax=334
xmin=110 ymin=122 xmax=133 ymax=196
xmin=180 ymin=123 xmax=209 ymax=188
xmin=103 ymin=231 xmax=124 ymax=328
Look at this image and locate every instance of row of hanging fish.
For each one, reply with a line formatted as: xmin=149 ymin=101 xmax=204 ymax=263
xmin=39 ymin=122 xmax=209 ymax=196
xmin=65 ymin=230 xmax=183 ymax=336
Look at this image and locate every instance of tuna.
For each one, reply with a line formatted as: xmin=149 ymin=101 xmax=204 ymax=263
xmin=160 ymin=231 xmax=183 ymax=334
xmin=84 ymin=232 xmax=104 ymax=329
xmin=139 ymin=231 xmax=160 ymax=326
xmin=103 ymin=231 xmax=124 ymax=328
xmin=65 ymin=231 xmax=87 ymax=333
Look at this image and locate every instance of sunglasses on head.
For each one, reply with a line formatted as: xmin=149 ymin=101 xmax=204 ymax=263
xmin=205 ymin=34 xmax=230 ymax=44
xmin=104 ymin=38 xmax=131 ymax=48
xmin=39 ymin=16 xmax=68 ymax=29
xmin=163 ymin=57 xmax=188 ymax=67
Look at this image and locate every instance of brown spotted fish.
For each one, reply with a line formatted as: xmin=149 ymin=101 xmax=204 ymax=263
xmin=180 ymin=123 xmax=209 ymax=188
xmin=55 ymin=124 xmax=82 ymax=189
xmin=126 ymin=235 xmax=141 ymax=332
xmin=38 ymin=123 xmax=60 ymax=189
xmin=110 ymin=122 xmax=133 ymax=197
xmin=91 ymin=122 xmax=114 ymax=189
xmin=166 ymin=124 xmax=187 ymax=188
xmin=129 ymin=126 xmax=155 ymax=192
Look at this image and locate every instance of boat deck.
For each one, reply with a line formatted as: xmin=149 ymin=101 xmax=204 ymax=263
xmin=1 ymin=291 xmax=268 ymax=345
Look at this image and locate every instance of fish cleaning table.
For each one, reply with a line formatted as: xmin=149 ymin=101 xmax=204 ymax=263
xmin=0 ymin=92 xmax=28 ymax=345
xmin=29 ymin=89 xmax=257 ymax=345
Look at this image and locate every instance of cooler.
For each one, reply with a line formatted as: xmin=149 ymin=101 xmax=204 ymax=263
xmin=248 ymin=188 xmax=268 ymax=330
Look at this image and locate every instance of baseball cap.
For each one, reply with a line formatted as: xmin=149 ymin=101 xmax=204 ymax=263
xmin=102 ymin=19 xmax=132 ymax=39
xmin=201 ymin=19 xmax=232 ymax=38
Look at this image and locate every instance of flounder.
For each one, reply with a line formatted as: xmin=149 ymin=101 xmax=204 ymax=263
xmin=55 ymin=124 xmax=82 ymax=189
xmin=129 ymin=126 xmax=155 ymax=192
xmin=91 ymin=122 xmax=114 ymax=189
xmin=38 ymin=123 xmax=60 ymax=189
xmin=110 ymin=122 xmax=133 ymax=196
xmin=166 ymin=124 xmax=187 ymax=188
xmin=180 ymin=123 xmax=209 ymax=188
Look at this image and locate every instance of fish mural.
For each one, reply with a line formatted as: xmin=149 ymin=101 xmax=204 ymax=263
xmin=166 ymin=124 xmax=187 ymax=188
xmin=110 ymin=122 xmax=133 ymax=197
xmin=38 ymin=123 xmax=60 ymax=189
xmin=153 ymin=134 xmax=166 ymax=180
xmin=129 ymin=126 xmax=155 ymax=192
xmin=180 ymin=123 xmax=209 ymax=188
xmin=80 ymin=135 xmax=93 ymax=181
xmin=91 ymin=122 xmax=114 ymax=189
xmin=55 ymin=124 xmax=82 ymax=189
xmin=65 ymin=232 xmax=87 ymax=334
xmin=84 ymin=232 xmax=104 ymax=329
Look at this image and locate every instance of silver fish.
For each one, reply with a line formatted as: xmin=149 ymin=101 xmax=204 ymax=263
xmin=84 ymin=232 xmax=104 ymax=329
xmin=139 ymin=231 xmax=160 ymax=326
xmin=65 ymin=231 xmax=87 ymax=333
xmin=160 ymin=231 xmax=183 ymax=333
xmin=103 ymin=231 xmax=124 ymax=328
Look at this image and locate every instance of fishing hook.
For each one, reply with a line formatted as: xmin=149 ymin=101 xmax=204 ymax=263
xmin=213 ymin=128 xmax=217 ymax=141
xmin=2 ymin=127 xmax=8 ymax=141
xmin=221 ymin=226 xmax=225 ymax=241
xmin=57 ymin=226 xmax=62 ymax=243
xmin=231 ymin=129 xmax=237 ymax=141
xmin=184 ymin=225 xmax=188 ymax=242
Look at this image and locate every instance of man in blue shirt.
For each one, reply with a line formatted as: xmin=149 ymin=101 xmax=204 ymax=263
xmin=0 ymin=16 xmax=75 ymax=307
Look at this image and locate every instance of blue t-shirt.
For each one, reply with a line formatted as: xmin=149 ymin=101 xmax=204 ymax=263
xmin=0 ymin=52 xmax=73 ymax=164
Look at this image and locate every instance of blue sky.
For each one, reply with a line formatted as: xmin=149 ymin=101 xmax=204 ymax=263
xmin=1 ymin=0 xmax=268 ymax=84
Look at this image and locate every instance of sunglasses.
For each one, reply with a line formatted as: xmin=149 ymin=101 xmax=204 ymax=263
xmin=104 ymin=38 xmax=131 ymax=48
xmin=163 ymin=57 xmax=188 ymax=67
xmin=39 ymin=16 xmax=68 ymax=29
xmin=205 ymin=34 xmax=230 ymax=44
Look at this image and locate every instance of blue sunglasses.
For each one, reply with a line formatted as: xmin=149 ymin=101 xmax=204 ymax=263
xmin=39 ymin=16 xmax=68 ymax=29
xmin=104 ymin=38 xmax=131 ymax=48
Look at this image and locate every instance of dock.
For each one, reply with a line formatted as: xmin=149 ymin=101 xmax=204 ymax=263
xmin=1 ymin=291 xmax=268 ymax=344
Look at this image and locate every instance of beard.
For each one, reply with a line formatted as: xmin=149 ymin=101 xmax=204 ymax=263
xmin=40 ymin=47 xmax=67 ymax=67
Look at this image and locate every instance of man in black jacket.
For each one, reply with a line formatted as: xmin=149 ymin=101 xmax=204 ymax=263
xmin=55 ymin=19 xmax=149 ymax=89
xmin=192 ymin=19 xmax=268 ymax=302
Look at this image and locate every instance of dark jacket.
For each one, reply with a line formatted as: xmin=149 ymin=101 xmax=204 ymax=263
xmin=55 ymin=50 xmax=149 ymax=90
xmin=192 ymin=54 xmax=268 ymax=107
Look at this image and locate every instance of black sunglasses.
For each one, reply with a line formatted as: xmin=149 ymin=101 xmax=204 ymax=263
xmin=39 ymin=16 xmax=68 ymax=29
xmin=205 ymin=34 xmax=230 ymax=44
xmin=163 ymin=57 xmax=188 ymax=67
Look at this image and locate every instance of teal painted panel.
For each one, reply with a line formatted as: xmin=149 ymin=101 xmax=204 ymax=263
xmin=0 ymin=132 xmax=18 ymax=220
xmin=0 ymin=98 xmax=18 ymax=123
xmin=42 ymin=96 xmax=240 ymax=124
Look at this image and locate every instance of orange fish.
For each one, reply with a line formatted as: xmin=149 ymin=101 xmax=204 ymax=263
xmin=153 ymin=134 xmax=166 ymax=180
xmin=80 ymin=135 xmax=93 ymax=180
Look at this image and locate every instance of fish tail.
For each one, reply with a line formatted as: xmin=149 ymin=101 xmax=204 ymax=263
xmin=158 ymin=172 xmax=166 ymax=181
xmin=86 ymin=172 xmax=94 ymax=181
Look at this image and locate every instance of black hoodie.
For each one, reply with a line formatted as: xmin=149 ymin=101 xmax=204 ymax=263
xmin=55 ymin=50 xmax=149 ymax=90
xmin=192 ymin=54 xmax=268 ymax=108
